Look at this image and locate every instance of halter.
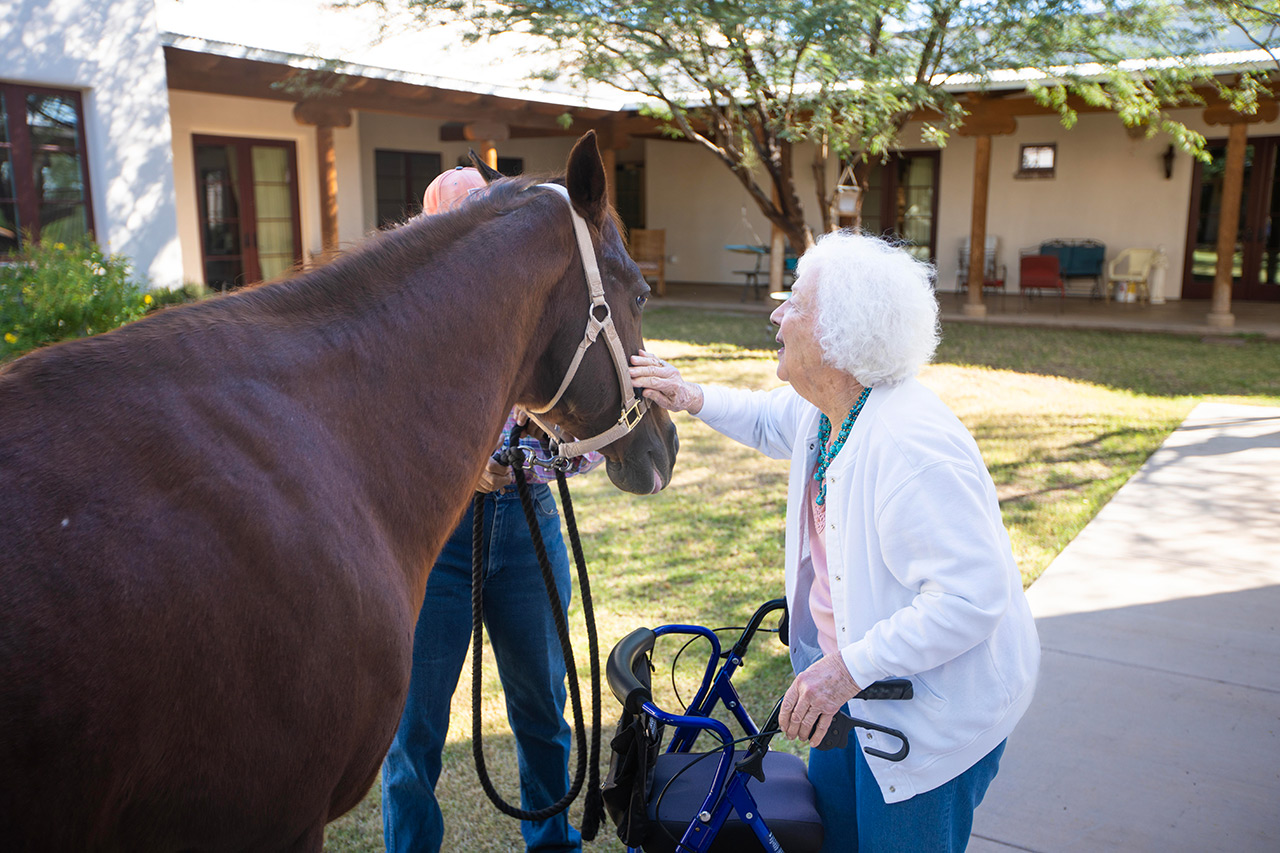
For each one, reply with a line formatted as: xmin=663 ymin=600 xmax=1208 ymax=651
xmin=519 ymin=183 xmax=650 ymax=465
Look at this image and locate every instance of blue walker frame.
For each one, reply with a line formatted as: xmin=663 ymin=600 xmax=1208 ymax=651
xmin=606 ymin=599 xmax=911 ymax=853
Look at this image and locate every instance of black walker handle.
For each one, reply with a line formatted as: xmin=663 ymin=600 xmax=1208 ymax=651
xmin=606 ymin=627 xmax=656 ymax=714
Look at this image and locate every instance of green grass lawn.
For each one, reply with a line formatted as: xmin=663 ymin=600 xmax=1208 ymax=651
xmin=325 ymin=311 xmax=1280 ymax=852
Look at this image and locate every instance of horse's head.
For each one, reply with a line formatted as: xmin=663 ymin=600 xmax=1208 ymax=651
xmin=505 ymin=132 xmax=678 ymax=495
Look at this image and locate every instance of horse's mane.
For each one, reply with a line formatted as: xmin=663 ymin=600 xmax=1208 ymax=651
xmin=0 ymin=173 xmax=599 ymax=377
xmin=229 ymin=174 xmax=559 ymax=319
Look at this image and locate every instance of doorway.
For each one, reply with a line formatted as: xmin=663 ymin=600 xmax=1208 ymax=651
xmin=842 ymin=151 xmax=940 ymax=263
xmin=194 ymin=135 xmax=302 ymax=290
xmin=1183 ymin=135 xmax=1280 ymax=301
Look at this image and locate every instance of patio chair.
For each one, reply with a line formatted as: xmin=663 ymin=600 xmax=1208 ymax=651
xmin=958 ymin=236 xmax=1006 ymax=305
xmin=629 ymin=229 xmax=666 ymax=297
xmin=1106 ymin=248 xmax=1156 ymax=303
xmin=1019 ymin=254 xmax=1065 ymax=312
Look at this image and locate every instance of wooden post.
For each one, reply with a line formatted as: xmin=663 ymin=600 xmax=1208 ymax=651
xmin=769 ymin=186 xmax=785 ymax=294
xmin=965 ymin=134 xmax=992 ymax=318
xmin=464 ymin=121 xmax=509 ymax=173
xmin=597 ymin=121 xmax=631 ymax=210
xmin=293 ymin=101 xmax=352 ymax=258
xmin=315 ymin=125 xmax=339 ymax=255
xmin=956 ymin=97 xmax=1016 ymax=319
xmin=1202 ymin=98 xmax=1277 ymax=328
xmin=601 ymin=147 xmax=617 ymax=208
xmin=1208 ymin=121 xmax=1247 ymax=328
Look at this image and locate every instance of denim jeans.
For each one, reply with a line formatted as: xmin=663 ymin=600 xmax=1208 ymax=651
xmin=382 ymin=484 xmax=581 ymax=853
xmin=808 ymin=739 xmax=1006 ymax=853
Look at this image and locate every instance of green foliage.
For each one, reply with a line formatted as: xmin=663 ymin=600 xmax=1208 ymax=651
xmin=374 ymin=0 xmax=1267 ymax=250
xmin=0 ymin=238 xmax=151 ymax=359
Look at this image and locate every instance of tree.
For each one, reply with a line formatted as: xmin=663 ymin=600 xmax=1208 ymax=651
xmin=369 ymin=1 xmax=1275 ymax=254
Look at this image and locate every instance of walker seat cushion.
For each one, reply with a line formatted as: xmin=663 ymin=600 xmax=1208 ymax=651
xmin=642 ymin=750 xmax=824 ymax=853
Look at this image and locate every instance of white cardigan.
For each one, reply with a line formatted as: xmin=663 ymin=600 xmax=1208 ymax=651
xmin=696 ymin=379 xmax=1040 ymax=803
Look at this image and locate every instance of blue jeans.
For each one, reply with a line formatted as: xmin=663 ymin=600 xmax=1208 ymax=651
xmin=382 ymin=484 xmax=581 ymax=853
xmin=808 ymin=739 xmax=1006 ymax=853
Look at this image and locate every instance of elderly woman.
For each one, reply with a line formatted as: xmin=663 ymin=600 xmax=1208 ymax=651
xmin=629 ymin=231 xmax=1039 ymax=851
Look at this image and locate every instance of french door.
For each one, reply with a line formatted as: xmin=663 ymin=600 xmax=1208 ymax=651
xmin=194 ymin=136 xmax=302 ymax=290
xmin=1183 ymin=135 xmax=1280 ymax=301
xmin=842 ymin=151 xmax=941 ymax=263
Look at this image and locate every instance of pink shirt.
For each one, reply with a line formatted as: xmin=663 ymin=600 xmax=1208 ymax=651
xmin=806 ymin=467 xmax=838 ymax=657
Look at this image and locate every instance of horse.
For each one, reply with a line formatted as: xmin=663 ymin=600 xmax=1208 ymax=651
xmin=0 ymin=131 xmax=678 ymax=851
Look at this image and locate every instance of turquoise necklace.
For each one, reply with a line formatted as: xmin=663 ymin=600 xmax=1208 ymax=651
xmin=814 ymin=386 xmax=872 ymax=506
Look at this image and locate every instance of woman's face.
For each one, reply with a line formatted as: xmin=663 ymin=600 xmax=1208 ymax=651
xmin=770 ymin=276 xmax=824 ymax=388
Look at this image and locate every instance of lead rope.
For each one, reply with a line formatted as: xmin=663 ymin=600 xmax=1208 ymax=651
xmin=469 ymin=424 xmax=604 ymax=838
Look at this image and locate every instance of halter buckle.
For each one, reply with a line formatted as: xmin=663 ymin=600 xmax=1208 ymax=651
xmin=621 ymin=398 xmax=646 ymax=431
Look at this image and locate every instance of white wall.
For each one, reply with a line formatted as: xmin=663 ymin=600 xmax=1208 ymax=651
xmin=644 ymin=137 xmax=829 ymax=286
xmin=1 ymin=0 xmax=183 ymax=288
xmin=935 ymin=112 xmax=1198 ymax=298
xmin=167 ymin=90 xmax=364 ymax=285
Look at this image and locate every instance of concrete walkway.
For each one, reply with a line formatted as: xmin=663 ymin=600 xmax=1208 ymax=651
xmin=970 ymin=402 xmax=1280 ymax=852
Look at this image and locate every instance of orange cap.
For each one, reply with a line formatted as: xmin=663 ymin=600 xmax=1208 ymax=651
xmin=422 ymin=166 xmax=488 ymax=215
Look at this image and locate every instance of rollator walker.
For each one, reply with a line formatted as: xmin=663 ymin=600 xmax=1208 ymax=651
xmin=602 ymin=599 xmax=912 ymax=853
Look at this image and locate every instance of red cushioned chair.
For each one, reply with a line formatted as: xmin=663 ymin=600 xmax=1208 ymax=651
xmin=1019 ymin=254 xmax=1065 ymax=312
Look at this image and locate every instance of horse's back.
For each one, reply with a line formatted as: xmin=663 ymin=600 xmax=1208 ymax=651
xmin=0 ymin=321 xmax=417 ymax=849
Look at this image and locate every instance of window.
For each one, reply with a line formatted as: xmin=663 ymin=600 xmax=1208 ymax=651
xmin=0 ymin=83 xmax=95 ymax=253
xmin=375 ymin=149 xmax=442 ymax=227
xmin=1017 ymin=144 xmax=1056 ymax=179
xmin=495 ymin=156 xmax=524 ymax=176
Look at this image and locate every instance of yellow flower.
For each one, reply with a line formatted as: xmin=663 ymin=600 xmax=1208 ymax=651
xmin=53 ymin=242 xmax=66 ymax=250
xmin=3 ymin=332 xmax=17 ymax=344
xmin=144 ymin=294 xmax=153 ymax=305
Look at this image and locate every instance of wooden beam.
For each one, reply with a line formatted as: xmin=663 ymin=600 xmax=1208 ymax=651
xmin=463 ymin=121 xmax=510 ymax=143
xmin=964 ymin=134 xmax=993 ymax=318
xmin=292 ymin=100 xmax=352 ymax=128
xmin=1204 ymin=99 xmax=1279 ymax=126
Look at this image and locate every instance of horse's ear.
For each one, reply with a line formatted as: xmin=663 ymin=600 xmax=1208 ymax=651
xmin=467 ymin=150 xmax=505 ymax=184
xmin=565 ymin=130 xmax=608 ymax=226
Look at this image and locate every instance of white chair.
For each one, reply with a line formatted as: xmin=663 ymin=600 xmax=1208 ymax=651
xmin=958 ymin=236 xmax=1006 ymax=301
xmin=1106 ymin=248 xmax=1156 ymax=303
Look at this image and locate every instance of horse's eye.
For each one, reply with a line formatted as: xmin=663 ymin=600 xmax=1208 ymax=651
xmin=636 ymin=294 xmax=648 ymax=310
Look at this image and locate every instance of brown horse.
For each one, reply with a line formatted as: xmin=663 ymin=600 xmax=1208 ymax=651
xmin=0 ymin=132 xmax=677 ymax=851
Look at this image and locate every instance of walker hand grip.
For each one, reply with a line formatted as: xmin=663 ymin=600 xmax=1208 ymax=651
xmin=606 ymin=627 xmax=656 ymax=714
xmin=855 ymin=678 xmax=913 ymax=701
xmin=814 ymin=713 xmax=855 ymax=751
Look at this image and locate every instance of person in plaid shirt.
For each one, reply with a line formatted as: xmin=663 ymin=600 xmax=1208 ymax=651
xmin=381 ymin=167 xmax=603 ymax=853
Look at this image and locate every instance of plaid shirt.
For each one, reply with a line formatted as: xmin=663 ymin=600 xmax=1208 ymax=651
xmin=499 ymin=410 xmax=604 ymax=484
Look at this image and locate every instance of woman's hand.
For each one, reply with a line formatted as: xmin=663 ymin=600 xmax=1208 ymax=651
xmin=475 ymin=456 xmax=514 ymax=493
xmin=628 ymin=350 xmax=704 ymax=414
xmin=779 ymin=653 xmax=862 ymax=747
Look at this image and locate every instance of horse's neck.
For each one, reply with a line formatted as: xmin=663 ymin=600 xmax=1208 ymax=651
xmin=278 ymin=218 xmax=573 ymax=589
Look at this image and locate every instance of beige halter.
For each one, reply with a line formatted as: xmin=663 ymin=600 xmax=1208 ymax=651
xmin=519 ymin=183 xmax=649 ymax=465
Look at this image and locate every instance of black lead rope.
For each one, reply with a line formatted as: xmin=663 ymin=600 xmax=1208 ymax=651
xmin=469 ymin=425 xmax=604 ymax=839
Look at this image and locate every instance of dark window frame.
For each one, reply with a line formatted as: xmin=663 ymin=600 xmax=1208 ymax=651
xmin=0 ymin=82 xmax=96 ymax=252
xmin=1017 ymin=143 xmax=1057 ymax=179
xmin=375 ymin=148 xmax=443 ymax=227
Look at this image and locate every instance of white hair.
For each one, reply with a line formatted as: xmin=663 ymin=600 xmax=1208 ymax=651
xmin=797 ymin=230 xmax=940 ymax=387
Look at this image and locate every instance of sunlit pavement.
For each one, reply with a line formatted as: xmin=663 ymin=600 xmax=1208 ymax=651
xmin=970 ymin=402 xmax=1280 ymax=852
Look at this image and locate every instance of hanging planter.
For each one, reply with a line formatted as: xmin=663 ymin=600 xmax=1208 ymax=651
xmin=830 ymin=163 xmax=861 ymax=221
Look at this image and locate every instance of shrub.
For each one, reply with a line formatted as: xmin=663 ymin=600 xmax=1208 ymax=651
xmin=1 ymin=238 xmax=151 ymax=360
xmin=145 ymin=281 xmax=213 ymax=311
